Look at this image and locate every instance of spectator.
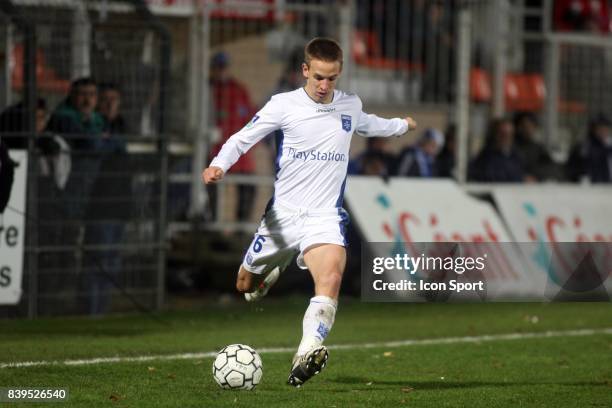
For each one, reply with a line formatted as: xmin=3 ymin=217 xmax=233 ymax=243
xmin=437 ymin=124 xmax=456 ymax=178
xmin=0 ymin=98 xmax=71 ymax=191
xmin=98 ymin=82 xmax=127 ymax=135
xmin=46 ymin=77 xmax=105 ymax=151
xmin=46 ymin=77 xmax=105 ymax=218
xmin=513 ymin=112 xmax=561 ymax=181
xmin=469 ymin=118 xmax=532 ymax=183
xmin=208 ymin=51 xmax=258 ymax=222
xmin=566 ymin=113 xmax=612 ymax=183
xmin=82 ymin=82 xmax=129 ymax=315
xmin=395 ymin=128 xmax=444 ymax=177
xmin=45 ymin=77 xmax=108 ymax=313
xmin=0 ymin=98 xmax=48 ymax=149
xmin=554 ymin=0 xmax=610 ymax=33
xmin=348 ymin=137 xmax=395 ymax=176
xmin=361 ymin=150 xmax=395 ymax=177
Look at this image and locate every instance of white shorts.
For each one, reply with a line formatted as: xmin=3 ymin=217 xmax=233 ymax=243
xmin=241 ymin=200 xmax=350 ymax=275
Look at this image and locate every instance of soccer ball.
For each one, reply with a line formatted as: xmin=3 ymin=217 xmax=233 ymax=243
xmin=212 ymin=344 xmax=263 ymax=390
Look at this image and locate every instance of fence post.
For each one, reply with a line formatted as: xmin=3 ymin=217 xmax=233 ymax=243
xmin=454 ymin=5 xmax=471 ymax=184
xmin=2 ymin=23 xmax=14 ymax=108
xmin=492 ymin=0 xmax=509 ymax=117
xmin=542 ymin=0 xmax=558 ymax=150
xmin=155 ymin=19 xmax=171 ymax=312
xmin=126 ymin=0 xmax=172 ymax=311
xmin=71 ymin=1 xmax=91 ymax=78
xmin=338 ymin=0 xmax=353 ymax=93
xmin=190 ymin=3 xmax=211 ymax=218
xmin=187 ymin=14 xmax=200 ymax=137
xmin=543 ymin=39 xmax=559 ymax=150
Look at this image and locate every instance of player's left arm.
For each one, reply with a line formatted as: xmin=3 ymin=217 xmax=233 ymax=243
xmin=356 ymin=112 xmax=417 ymax=137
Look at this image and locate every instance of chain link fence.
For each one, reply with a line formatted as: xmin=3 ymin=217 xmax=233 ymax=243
xmin=0 ymin=0 xmax=170 ymax=317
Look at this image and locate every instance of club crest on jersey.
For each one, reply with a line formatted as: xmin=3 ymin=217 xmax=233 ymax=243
xmin=244 ymin=115 xmax=260 ymax=129
xmin=341 ymin=114 xmax=352 ymax=132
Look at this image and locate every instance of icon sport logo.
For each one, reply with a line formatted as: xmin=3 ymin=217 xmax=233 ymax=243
xmin=341 ymin=114 xmax=352 ymax=132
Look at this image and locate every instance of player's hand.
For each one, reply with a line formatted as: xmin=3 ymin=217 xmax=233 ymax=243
xmin=202 ymin=166 xmax=224 ymax=184
xmin=404 ymin=117 xmax=417 ymax=131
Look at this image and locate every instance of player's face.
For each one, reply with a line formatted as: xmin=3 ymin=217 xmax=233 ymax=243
xmin=302 ymin=58 xmax=342 ymax=104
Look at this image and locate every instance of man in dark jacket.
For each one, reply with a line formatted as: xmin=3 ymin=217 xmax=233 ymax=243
xmin=347 ymin=137 xmax=396 ymax=176
xmin=566 ymin=114 xmax=612 ymax=183
xmin=46 ymin=78 xmax=111 ymax=314
xmin=436 ymin=124 xmax=456 ymax=178
xmin=46 ymin=77 xmax=105 ymax=220
xmin=513 ymin=112 xmax=560 ymax=181
xmin=0 ymin=98 xmax=48 ymax=149
xmin=469 ymin=118 xmax=531 ymax=183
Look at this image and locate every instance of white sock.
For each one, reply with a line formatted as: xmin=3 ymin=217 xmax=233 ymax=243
xmin=296 ymin=296 xmax=337 ymax=356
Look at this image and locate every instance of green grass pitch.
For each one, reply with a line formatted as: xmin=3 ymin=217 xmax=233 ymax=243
xmin=1 ymin=299 xmax=611 ymax=407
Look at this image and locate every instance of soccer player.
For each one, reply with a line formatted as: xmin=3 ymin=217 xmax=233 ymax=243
xmin=202 ymin=37 xmax=417 ymax=387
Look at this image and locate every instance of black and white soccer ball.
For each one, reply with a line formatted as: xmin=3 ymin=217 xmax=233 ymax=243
xmin=212 ymin=344 xmax=263 ymax=390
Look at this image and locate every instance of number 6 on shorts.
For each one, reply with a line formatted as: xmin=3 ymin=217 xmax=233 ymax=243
xmin=252 ymin=235 xmax=266 ymax=253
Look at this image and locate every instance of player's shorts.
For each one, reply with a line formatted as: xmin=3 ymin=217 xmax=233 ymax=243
xmin=241 ymin=199 xmax=350 ymax=275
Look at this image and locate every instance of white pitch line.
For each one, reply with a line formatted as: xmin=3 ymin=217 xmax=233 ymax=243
xmin=2 ymin=327 xmax=611 ymax=369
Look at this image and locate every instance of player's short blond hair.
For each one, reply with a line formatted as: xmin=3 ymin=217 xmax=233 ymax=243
xmin=304 ymin=37 xmax=343 ymax=67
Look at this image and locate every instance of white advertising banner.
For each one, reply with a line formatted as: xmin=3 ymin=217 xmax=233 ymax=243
xmin=492 ymin=186 xmax=612 ymax=242
xmin=145 ymin=0 xmax=274 ymax=18
xmin=345 ymin=177 xmax=542 ymax=300
xmin=493 ymin=186 xmax=612 ymax=299
xmin=0 ymin=150 xmax=27 ymax=305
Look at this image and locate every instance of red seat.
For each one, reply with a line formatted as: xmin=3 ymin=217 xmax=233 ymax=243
xmin=470 ymin=67 xmax=492 ymax=102
xmin=505 ymin=74 xmax=545 ymax=111
xmin=11 ymin=44 xmax=70 ymax=93
xmin=470 ymin=69 xmax=584 ymax=113
xmin=352 ymin=30 xmax=423 ymax=72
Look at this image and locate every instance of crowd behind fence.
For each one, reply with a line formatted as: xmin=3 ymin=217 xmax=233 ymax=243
xmin=0 ymin=0 xmax=170 ymax=317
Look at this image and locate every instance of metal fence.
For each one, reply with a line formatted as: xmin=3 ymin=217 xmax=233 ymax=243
xmin=466 ymin=0 xmax=612 ymax=158
xmin=350 ymin=0 xmax=457 ymax=105
xmin=0 ymin=0 xmax=170 ymax=317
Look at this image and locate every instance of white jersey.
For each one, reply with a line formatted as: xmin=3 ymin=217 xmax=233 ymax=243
xmin=210 ymin=88 xmax=408 ymax=209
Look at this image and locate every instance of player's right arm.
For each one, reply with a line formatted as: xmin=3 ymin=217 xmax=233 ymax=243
xmin=202 ymin=96 xmax=283 ymax=185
